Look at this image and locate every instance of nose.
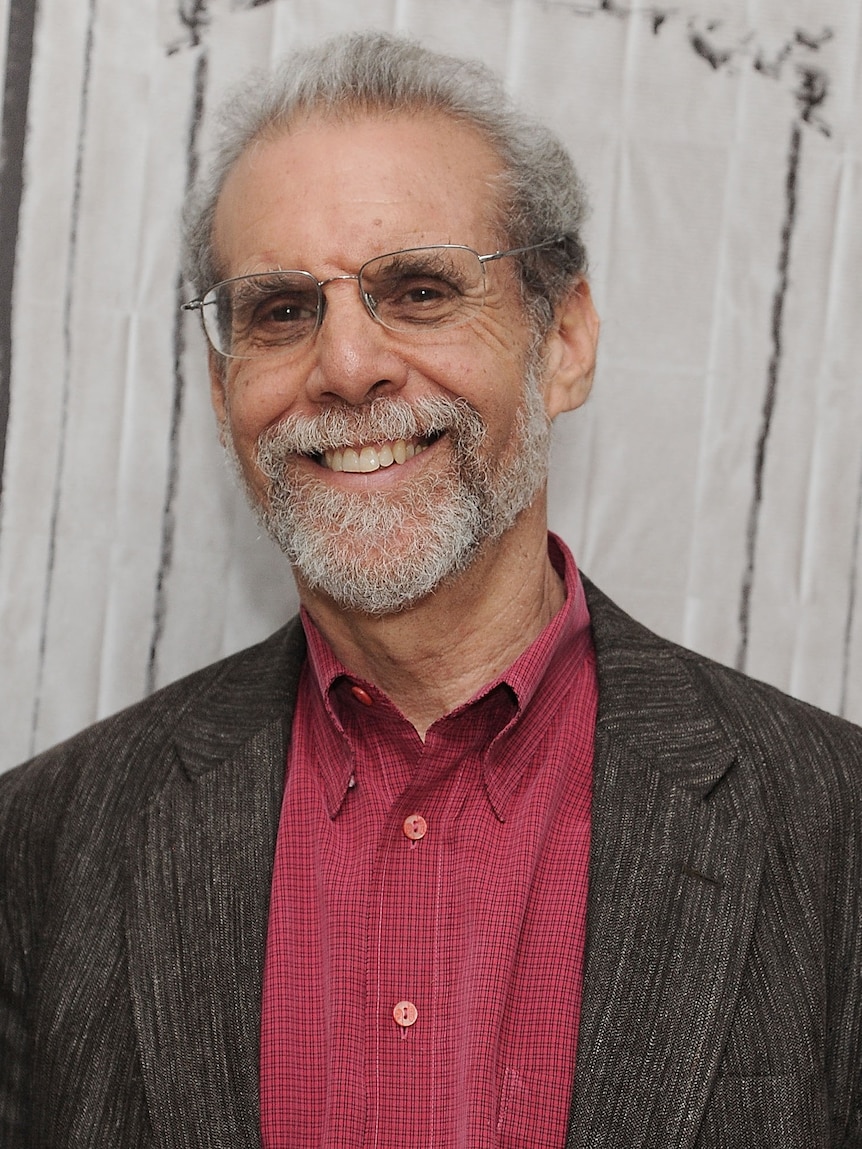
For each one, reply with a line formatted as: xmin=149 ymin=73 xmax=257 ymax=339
xmin=304 ymin=279 xmax=408 ymax=407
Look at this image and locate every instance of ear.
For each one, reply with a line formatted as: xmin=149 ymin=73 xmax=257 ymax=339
xmin=208 ymin=348 xmax=229 ymax=442
xmin=539 ymin=278 xmax=599 ymax=420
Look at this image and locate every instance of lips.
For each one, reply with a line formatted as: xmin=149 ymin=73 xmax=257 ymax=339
xmin=321 ymin=436 xmax=431 ymax=473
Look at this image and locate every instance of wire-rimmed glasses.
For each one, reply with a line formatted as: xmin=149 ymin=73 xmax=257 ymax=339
xmin=182 ymin=239 xmax=563 ymax=360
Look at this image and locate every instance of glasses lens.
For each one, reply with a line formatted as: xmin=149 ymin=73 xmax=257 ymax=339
xmin=202 ymin=272 xmax=322 ymax=358
xmin=360 ymin=247 xmax=485 ymax=332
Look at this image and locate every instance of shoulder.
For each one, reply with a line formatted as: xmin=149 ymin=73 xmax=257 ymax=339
xmin=583 ymin=577 xmax=861 ymax=991
xmin=0 ymin=618 xmax=306 ymax=856
xmin=583 ymin=576 xmax=862 ymax=806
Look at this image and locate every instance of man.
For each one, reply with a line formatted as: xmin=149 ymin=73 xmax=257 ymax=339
xmin=1 ymin=31 xmax=859 ymax=1149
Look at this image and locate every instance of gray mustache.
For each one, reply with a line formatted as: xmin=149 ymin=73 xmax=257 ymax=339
xmin=256 ymin=396 xmax=482 ymax=466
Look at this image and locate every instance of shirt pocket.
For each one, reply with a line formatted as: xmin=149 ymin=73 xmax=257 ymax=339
xmin=496 ymin=1066 xmax=571 ymax=1149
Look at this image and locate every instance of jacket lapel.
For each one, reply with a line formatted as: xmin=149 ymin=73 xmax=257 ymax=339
xmin=125 ymin=622 xmax=306 ymax=1149
xmin=569 ymin=583 xmax=766 ymax=1148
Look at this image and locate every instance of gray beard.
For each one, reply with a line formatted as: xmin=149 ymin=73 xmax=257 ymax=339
xmin=227 ymin=365 xmax=551 ymax=615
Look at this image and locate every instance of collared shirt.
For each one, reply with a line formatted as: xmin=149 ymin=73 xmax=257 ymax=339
xmin=260 ymin=535 xmax=597 ymax=1148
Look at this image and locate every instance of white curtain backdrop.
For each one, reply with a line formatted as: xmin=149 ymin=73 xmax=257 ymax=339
xmin=0 ymin=0 xmax=860 ymax=772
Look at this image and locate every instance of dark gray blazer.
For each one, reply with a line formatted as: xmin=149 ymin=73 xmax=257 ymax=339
xmin=1 ymin=581 xmax=860 ymax=1147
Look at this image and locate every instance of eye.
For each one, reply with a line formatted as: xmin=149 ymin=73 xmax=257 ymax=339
xmin=369 ymin=260 xmax=467 ymax=325
xmin=255 ymin=295 xmax=318 ymax=327
xmin=231 ymin=277 xmax=320 ymax=346
xmin=360 ymin=247 xmax=486 ymax=330
xmin=396 ymin=281 xmax=454 ymax=306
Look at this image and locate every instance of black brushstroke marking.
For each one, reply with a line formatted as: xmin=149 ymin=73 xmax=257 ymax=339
xmin=592 ymin=0 xmax=671 ymax=19
xmin=146 ymin=49 xmax=209 ymax=695
xmin=686 ymin=20 xmax=834 ymax=137
xmin=795 ymin=65 xmax=831 ymax=137
xmin=524 ymin=2 xmax=681 ymax=31
xmin=795 ymin=27 xmax=833 ymax=52
xmin=736 ymin=122 xmax=802 ymax=672
xmin=230 ymin=0 xmax=278 ymax=10
xmin=753 ymin=31 xmax=832 ymax=91
xmin=840 ymin=452 xmax=862 ymax=718
xmin=0 ymin=0 xmax=39 ymax=512
xmin=754 ymin=42 xmax=793 ymax=80
xmin=167 ymin=0 xmax=209 ymax=56
xmin=180 ymin=0 xmax=208 ymax=44
xmin=689 ymin=30 xmax=732 ymax=71
xmin=228 ymin=0 xmax=679 ymax=23
xmin=29 ymin=0 xmax=98 ymax=753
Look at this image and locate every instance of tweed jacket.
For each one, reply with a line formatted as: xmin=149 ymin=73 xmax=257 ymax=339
xmin=1 ymin=580 xmax=860 ymax=1148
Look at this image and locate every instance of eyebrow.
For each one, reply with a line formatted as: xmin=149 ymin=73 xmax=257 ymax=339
xmin=229 ymin=273 xmax=317 ymax=303
xmin=370 ymin=250 xmax=468 ymax=279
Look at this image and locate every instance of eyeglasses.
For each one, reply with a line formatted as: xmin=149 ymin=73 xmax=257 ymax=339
xmin=182 ymin=239 xmax=563 ymax=360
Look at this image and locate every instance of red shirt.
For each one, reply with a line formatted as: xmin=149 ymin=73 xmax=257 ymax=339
xmin=260 ymin=535 xmax=597 ymax=1148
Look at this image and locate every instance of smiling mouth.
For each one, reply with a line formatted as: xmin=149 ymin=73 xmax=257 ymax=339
xmin=318 ymin=432 xmax=441 ymax=473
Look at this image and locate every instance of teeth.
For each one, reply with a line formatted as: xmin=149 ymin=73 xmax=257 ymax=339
xmin=359 ymin=446 xmax=378 ymax=473
xmin=322 ymin=437 xmax=428 ymax=473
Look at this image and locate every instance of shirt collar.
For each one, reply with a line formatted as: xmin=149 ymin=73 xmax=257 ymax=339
xmin=300 ymin=533 xmax=593 ymax=819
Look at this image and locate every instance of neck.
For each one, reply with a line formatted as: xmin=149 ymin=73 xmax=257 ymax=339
xmin=297 ymin=509 xmax=564 ymax=738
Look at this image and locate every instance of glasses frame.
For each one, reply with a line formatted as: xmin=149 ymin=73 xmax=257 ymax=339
xmin=182 ymin=237 xmax=564 ymax=360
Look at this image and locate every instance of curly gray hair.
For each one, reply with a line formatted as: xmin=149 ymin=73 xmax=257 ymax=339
xmin=183 ymin=31 xmax=590 ymax=333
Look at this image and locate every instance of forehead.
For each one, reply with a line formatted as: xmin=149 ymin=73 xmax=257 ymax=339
xmin=211 ymin=111 xmax=507 ymax=278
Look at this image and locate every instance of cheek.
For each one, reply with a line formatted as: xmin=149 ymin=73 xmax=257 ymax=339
xmin=223 ymin=362 xmax=305 ymax=443
xmin=410 ymin=319 xmax=529 ymax=407
xmin=455 ymin=340 xmax=532 ymax=436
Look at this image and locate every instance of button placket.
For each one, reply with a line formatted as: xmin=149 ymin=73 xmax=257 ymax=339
xmin=372 ymin=751 xmax=469 ymax=1066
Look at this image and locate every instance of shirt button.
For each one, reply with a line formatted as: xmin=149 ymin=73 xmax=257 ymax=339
xmin=393 ymin=1000 xmax=418 ymax=1028
xmin=350 ymin=684 xmax=373 ymax=706
xmin=402 ymin=814 xmax=428 ymax=841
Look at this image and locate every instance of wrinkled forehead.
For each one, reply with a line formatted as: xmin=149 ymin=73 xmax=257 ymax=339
xmin=211 ymin=108 xmax=511 ymax=277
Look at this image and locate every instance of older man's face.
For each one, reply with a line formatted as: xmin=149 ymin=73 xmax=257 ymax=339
xmin=208 ymin=111 xmax=584 ymax=612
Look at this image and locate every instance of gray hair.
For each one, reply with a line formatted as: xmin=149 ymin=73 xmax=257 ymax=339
xmin=183 ymin=31 xmax=590 ymax=332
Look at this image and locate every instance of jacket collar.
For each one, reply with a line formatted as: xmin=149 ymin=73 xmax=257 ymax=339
xmin=169 ymin=617 xmax=307 ymax=780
